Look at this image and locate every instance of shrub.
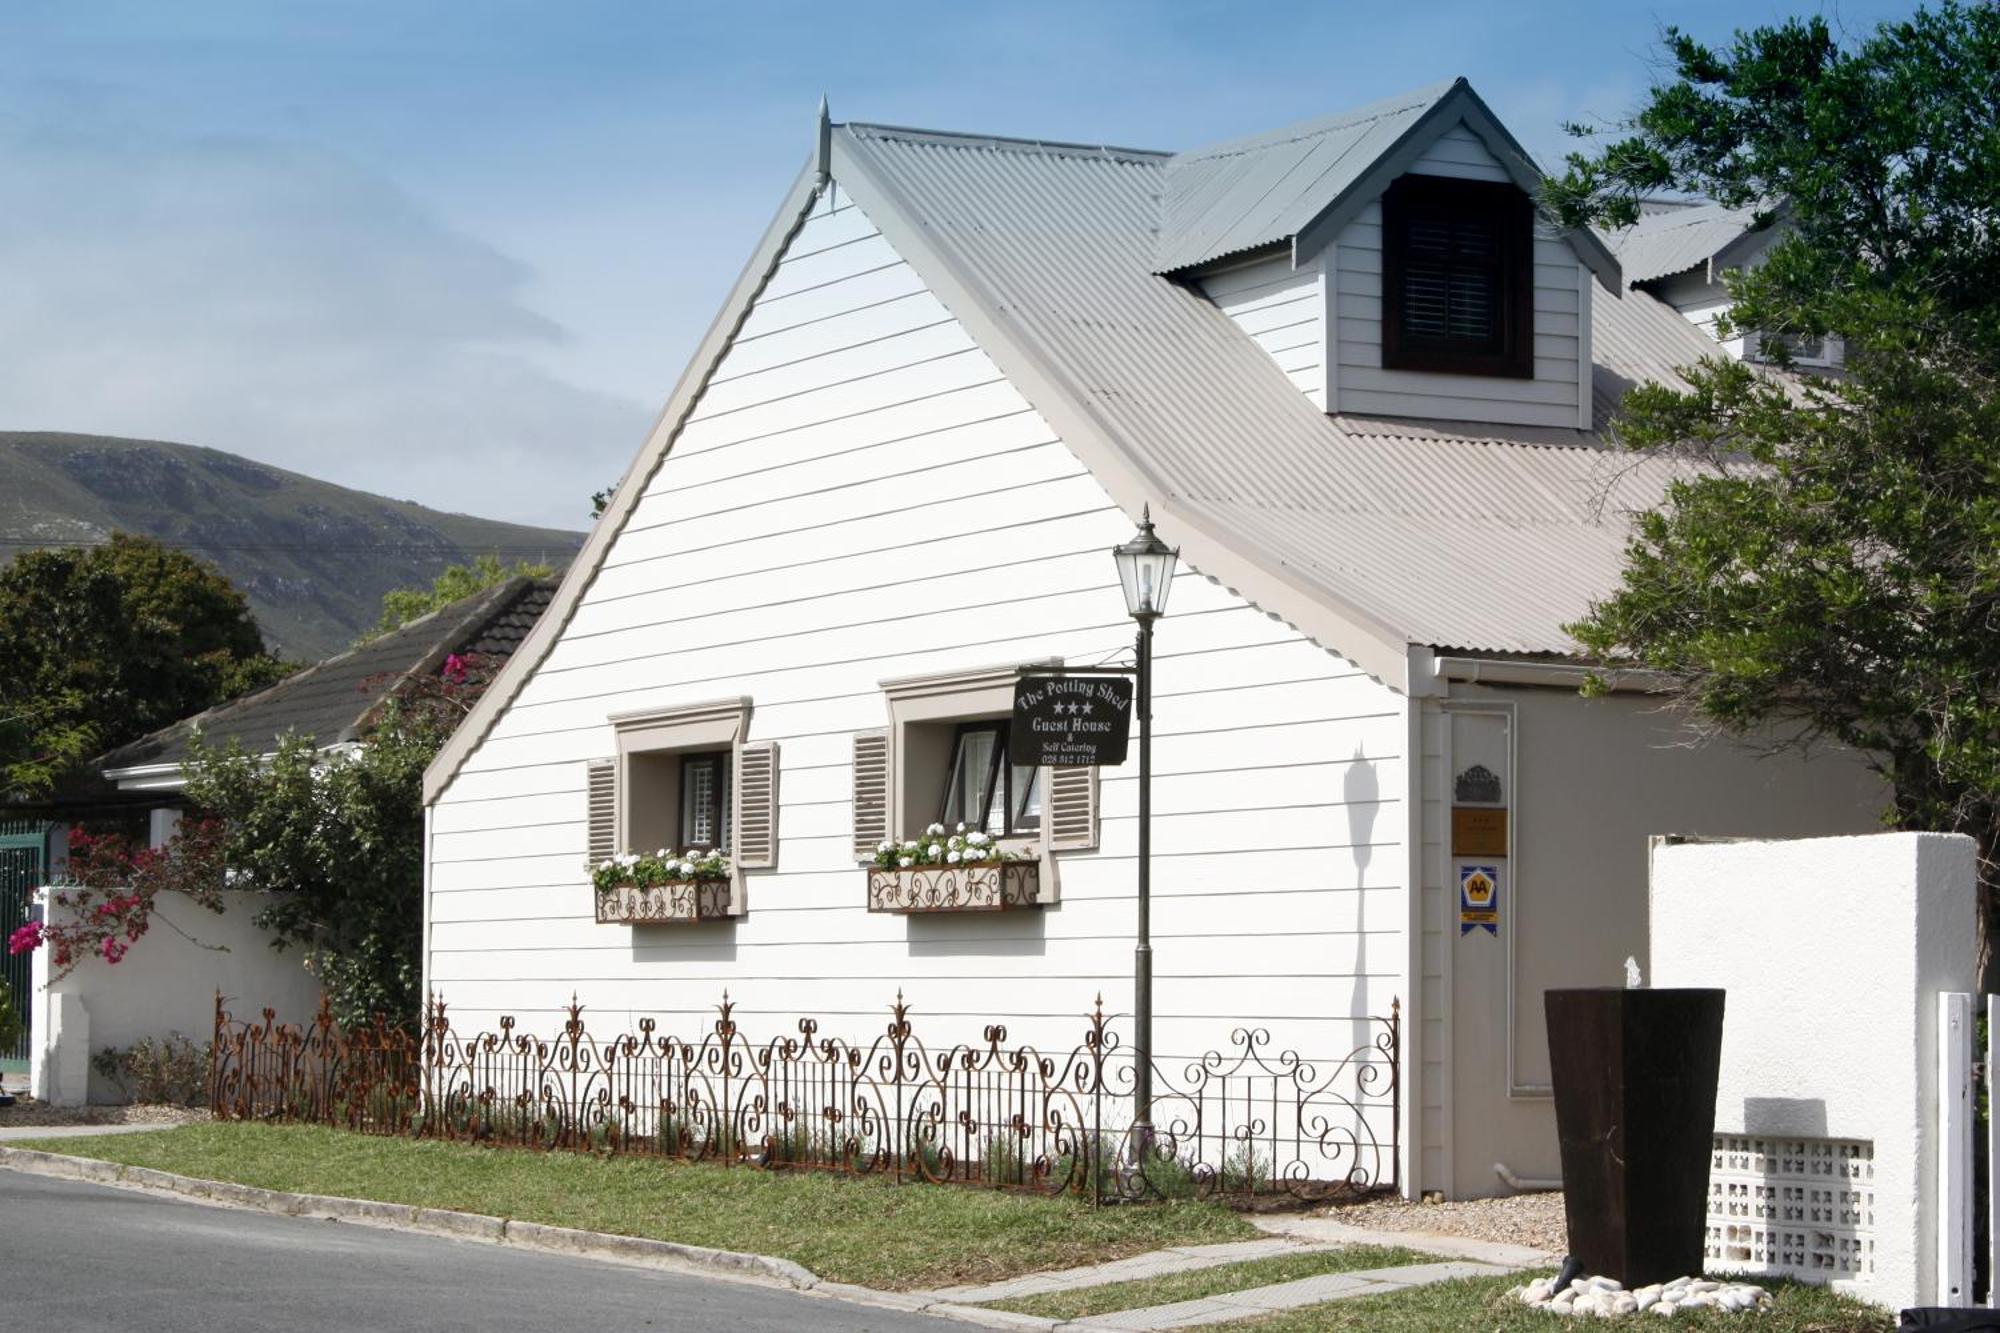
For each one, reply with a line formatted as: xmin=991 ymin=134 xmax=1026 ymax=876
xmin=91 ymin=1034 xmax=211 ymax=1106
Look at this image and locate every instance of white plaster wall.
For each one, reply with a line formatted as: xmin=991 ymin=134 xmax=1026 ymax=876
xmin=30 ymin=889 xmax=322 ymax=1105
xmin=426 ymin=181 xmax=1410 ymax=1077
xmin=1417 ymin=684 xmax=1886 ymax=1200
xmin=1649 ymin=832 xmax=1978 ymax=1311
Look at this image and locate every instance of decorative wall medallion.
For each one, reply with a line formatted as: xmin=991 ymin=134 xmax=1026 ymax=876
xmin=1454 ymin=763 xmax=1503 ymax=805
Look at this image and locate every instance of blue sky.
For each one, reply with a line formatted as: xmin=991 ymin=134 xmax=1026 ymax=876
xmin=0 ymin=1 xmax=1912 ymax=528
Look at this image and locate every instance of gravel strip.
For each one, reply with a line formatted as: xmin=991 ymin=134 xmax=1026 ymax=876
xmin=0 ymin=1099 xmax=209 ymax=1129
xmin=1324 ymin=1189 xmax=1566 ymax=1254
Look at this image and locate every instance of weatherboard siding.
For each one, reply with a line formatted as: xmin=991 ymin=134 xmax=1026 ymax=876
xmin=426 ymin=182 xmax=1410 ymax=1068
xmin=1200 ymin=256 xmax=1324 ymax=408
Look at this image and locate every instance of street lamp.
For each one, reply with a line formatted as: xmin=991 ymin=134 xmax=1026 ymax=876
xmin=1111 ymin=505 xmax=1177 ymax=1152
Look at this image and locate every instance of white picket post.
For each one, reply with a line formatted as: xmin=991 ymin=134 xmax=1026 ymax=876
xmin=1939 ymin=991 xmax=1974 ymax=1305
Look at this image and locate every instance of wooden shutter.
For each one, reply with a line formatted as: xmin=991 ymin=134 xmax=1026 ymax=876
xmin=586 ymin=758 xmax=618 ymax=866
xmin=851 ymin=729 xmax=890 ymax=861
xmin=1046 ymin=765 xmax=1099 ymax=851
xmin=733 ymin=742 xmax=779 ymax=869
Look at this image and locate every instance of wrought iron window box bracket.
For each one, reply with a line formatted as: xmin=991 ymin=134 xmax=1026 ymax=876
xmin=594 ymin=878 xmax=737 ymax=925
xmin=866 ymin=862 xmax=1040 ymax=913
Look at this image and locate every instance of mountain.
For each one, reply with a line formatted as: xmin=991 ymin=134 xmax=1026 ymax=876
xmin=0 ymin=431 xmax=583 ymax=662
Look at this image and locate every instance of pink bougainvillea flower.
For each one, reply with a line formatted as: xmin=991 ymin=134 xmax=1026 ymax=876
xmin=442 ymin=653 xmax=469 ymax=683
xmin=7 ymin=921 xmax=43 ymax=955
xmin=99 ymin=937 xmax=127 ymax=964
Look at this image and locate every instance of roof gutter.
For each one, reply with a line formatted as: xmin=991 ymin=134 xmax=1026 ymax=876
xmin=1435 ymin=655 xmax=1674 ymax=694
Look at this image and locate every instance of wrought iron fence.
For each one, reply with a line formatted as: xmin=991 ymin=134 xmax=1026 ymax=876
xmin=211 ymin=990 xmax=1399 ymax=1204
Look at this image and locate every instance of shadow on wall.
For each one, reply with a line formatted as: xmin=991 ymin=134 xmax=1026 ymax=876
xmin=1345 ymin=747 xmax=1380 ymax=1037
xmin=907 ymin=909 xmax=1049 ymax=958
xmin=630 ymin=920 xmax=739 ymax=966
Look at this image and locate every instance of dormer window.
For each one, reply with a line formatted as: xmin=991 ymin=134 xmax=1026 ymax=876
xmin=1382 ymin=175 xmax=1532 ymax=379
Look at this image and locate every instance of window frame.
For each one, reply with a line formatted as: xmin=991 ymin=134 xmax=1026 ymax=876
xmin=1381 ymin=174 xmax=1534 ymax=380
xmin=937 ymin=720 xmax=1041 ymax=838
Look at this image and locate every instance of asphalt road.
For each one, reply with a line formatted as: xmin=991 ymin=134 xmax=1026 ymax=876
xmin=0 ymin=1169 xmax=954 ymax=1332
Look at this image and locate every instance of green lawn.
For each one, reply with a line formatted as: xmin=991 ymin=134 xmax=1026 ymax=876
xmin=14 ymin=1122 xmax=1255 ymax=1290
xmin=986 ymin=1244 xmax=1428 ymax=1320
xmin=1209 ymin=1272 xmax=1895 ymax=1332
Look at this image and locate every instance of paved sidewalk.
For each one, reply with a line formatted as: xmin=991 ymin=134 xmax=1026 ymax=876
xmin=1059 ymin=1259 xmax=1513 ymax=1330
xmin=914 ymin=1218 xmax=1542 ymax=1332
xmin=0 ymin=1122 xmax=183 ymax=1142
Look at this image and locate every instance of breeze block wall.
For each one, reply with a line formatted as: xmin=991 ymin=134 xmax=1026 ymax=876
xmin=1648 ymin=831 xmax=1978 ymax=1311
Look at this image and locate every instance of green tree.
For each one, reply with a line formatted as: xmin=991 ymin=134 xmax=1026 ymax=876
xmin=0 ymin=533 xmax=292 ymax=800
xmin=176 ymin=658 xmax=489 ymax=1027
xmin=359 ymin=552 xmax=552 ymax=644
xmin=1547 ymin=5 xmax=2000 ymax=952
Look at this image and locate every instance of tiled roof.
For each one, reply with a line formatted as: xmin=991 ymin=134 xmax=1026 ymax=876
xmin=99 ymin=577 xmax=557 ymax=775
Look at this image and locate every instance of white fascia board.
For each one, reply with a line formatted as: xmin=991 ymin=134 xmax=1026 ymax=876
xmin=422 ymin=162 xmax=826 ymax=808
xmin=829 ymin=133 xmax=1419 ymax=696
xmin=102 ymin=762 xmax=188 ymax=793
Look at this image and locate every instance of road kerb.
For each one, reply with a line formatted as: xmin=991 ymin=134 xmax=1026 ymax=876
xmin=0 ymin=1146 xmax=819 ymax=1291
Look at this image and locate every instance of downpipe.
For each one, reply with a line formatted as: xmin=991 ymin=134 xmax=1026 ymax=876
xmin=1494 ymin=1160 xmax=1562 ymax=1192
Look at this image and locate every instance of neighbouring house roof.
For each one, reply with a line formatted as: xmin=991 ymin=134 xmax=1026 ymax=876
xmin=1602 ymin=200 xmax=1770 ymax=287
xmin=424 ymin=80 xmax=1747 ymax=804
xmin=100 ymin=576 xmax=557 ymax=784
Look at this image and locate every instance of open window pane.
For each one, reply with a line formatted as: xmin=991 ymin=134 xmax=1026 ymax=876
xmin=1012 ymin=763 xmax=1041 ymax=832
xmin=941 ymin=725 xmax=1002 ymax=833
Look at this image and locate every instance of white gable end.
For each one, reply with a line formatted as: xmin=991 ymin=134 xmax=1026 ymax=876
xmin=428 ymin=180 xmax=1408 ymax=1059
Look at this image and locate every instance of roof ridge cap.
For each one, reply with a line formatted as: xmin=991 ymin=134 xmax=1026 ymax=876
xmin=842 ymin=121 xmax=1168 ymax=162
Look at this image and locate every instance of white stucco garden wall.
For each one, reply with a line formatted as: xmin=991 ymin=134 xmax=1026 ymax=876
xmin=30 ymin=887 xmax=323 ymax=1105
xmin=1649 ymin=831 xmax=1978 ymax=1311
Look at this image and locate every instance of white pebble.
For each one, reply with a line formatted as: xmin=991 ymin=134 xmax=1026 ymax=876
xmin=1651 ymin=1300 xmax=1678 ymax=1316
xmin=1612 ymin=1294 xmax=1639 ymax=1315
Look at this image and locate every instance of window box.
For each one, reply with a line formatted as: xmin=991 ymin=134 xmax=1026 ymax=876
xmin=867 ymin=860 xmax=1040 ymax=914
xmin=595 ymin=877 xmax=736 ymax=925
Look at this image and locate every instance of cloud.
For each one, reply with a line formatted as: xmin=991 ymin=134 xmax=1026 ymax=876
xmin=0 ymin=119 xmax=649 ymax=529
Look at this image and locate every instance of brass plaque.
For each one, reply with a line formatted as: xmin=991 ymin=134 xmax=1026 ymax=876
xmin=1452 ymin=807 xmax=1508 ymax=857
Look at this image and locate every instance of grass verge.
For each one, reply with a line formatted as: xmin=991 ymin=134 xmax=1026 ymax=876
xmin=986 ymin=1244 xmax=1428 ymax=1320
xmin=1208 ymin=1272 xmax=1895 ymax=1331
xmin=12 ymin=1122 xmax=1254 ymax=1290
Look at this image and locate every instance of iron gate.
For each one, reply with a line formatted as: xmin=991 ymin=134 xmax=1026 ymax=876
xmin=0 ymin=820 xmax=45 ymax=1074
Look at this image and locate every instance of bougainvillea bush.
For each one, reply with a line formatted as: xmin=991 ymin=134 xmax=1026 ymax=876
xmin=8 ymin=818 xmax=229 ymax=979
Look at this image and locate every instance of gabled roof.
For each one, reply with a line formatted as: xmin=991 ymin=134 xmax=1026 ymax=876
xmin=1153 ymin=77 xmax=1621 ymax=292
xmin=1603 ymin=200 xmax=1771 ymax=287
xmin=424 ymin=84 xmax=1732 ymax=805
xmin=102 ymin=575 xmax=556 ymax=780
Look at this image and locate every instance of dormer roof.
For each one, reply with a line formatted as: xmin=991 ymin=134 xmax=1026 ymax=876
xmin=1153 ymin=77 xmax=1620 ymax=293
xmin=1602 ymin=199 xmax=1773 ymax=286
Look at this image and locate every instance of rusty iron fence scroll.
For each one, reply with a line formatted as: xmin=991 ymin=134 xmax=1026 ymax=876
xmin=211 ymin=991 xmax=1399 ymax=1204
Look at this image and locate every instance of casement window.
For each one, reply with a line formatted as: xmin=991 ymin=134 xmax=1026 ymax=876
xmin=939 ymin=721 xmax=1042 ymax=838
xmin=851 ymin=663 xmax=1099 ymax=903
xmin=1382 ymin=174 xmax=1533 ymax=379
xmin=678 ymin=752 xmax=732 ymax=851
xmin=583 ymin=697 xmax=779 ymax=913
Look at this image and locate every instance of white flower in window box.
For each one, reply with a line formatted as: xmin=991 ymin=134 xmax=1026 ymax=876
xmin=589 ymin=848 xmax=735 ymax=925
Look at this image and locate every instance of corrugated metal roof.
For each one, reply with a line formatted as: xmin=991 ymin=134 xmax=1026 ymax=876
xmin=1154 ymin=81 xmax=1455 ymax=274
xmin=1602 ymin=200 xmax=1762 ymax=286
xmin=101 ymin=576 xmax=558 ymax=773
xmin=839 ymin=123 xmax=1720 ymax=657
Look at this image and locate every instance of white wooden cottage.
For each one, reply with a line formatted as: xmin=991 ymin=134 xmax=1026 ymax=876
xmin=421 ymin=79 xmax=1881 ymax=1199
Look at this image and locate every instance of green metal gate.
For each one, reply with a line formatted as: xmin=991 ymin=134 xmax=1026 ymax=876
xmin=0 ymin=819 xmax=46 ymax=1076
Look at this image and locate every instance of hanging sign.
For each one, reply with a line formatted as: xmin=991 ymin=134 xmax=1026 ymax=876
xmin=1459 ymin=863 xmax=1502 ymax=936
xmin=1012 ymin=673 xmax=1134 ymax=767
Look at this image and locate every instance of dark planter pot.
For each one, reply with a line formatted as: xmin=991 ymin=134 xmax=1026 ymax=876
xmin=1544 ymin=987 xmax=1725 ymax=1288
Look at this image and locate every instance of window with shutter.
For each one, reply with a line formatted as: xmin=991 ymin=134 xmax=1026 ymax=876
xmin=586 ymin=759 xmax=617 ymax=869
xmin=733 ymin=742 xmax=779 ymax=869
xmin=1382 ymin=174 xmax=1532 ymax=378
xmin=851 ymin=729 xmax=890 ymax=861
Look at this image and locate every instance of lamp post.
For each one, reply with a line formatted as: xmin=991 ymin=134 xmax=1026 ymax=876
xmin=1111 ymin=505 xmax=1177 ymax=1153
